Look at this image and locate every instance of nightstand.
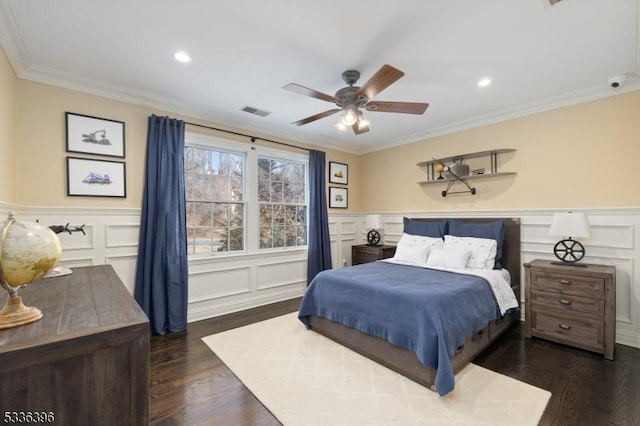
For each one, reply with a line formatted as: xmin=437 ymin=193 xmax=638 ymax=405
xmin=351 ymin=244 xmax=396 ymax=265
xmin=524 ymin=259 xmax=616 ymax=360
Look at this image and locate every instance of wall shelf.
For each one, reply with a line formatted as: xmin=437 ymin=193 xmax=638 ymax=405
xmin=417 ymin=149 xmax=516 ymax=196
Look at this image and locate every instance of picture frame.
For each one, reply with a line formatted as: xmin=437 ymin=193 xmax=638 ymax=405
xmin=329 ymin=186 xmax=348 ymax=209
xmin=329 ymin=161 xmax=348 ymax=185
xmin=67 ymin=157 xmax=126 ymax=198
xmin=66 ymin=112 xmax=125 ymax=158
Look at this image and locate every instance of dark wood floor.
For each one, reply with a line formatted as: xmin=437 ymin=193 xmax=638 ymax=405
xmin=150 ymin=299 xmax=640 ymax=426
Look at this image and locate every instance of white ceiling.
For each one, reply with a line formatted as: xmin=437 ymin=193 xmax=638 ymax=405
xmin=1 ymin=0 xmax=639 ymax=154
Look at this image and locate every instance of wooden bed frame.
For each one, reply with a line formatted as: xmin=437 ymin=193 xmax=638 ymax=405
xmin=307 ymin=217 xmax=521 ymax=393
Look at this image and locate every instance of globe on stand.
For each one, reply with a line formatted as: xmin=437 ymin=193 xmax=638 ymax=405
xmin=0 ymin=212 xmax=62 ymax=329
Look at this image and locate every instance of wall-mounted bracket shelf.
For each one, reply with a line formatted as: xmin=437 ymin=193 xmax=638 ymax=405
xmin=417 ymin=149 xmax=516 ymax=197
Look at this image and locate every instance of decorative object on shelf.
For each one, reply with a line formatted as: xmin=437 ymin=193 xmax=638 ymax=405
xmin=365 ymin=214 xmax=384 ymax=245
xmin=329 ymin=161 xmax=348 ymax=184
xmin=67 ymin=156 xmax=126 ymax=198
xmin=66 ymin=112 xmax=125 ymax=158
xmin=435 ymin=162 xmax=445 ymax=179
xmin=549 ymin=212 xmax=591 ymax=266
xmin=417 ymin=149 xmax=516 ymax=197
xmin=329 ymin=186 xmax=348 ymax=208
xmin=0 ymin=212 xmax=62 ymax=329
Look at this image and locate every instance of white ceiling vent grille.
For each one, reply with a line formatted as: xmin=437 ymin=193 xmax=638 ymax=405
xmin=241 ymin=105 xmax=271 ymax=117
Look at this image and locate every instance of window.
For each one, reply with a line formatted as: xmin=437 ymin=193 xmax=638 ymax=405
xmin=185 ymin=145 xmax=245 ymax=255
xmin=185 ymin=133 xmax=308 ymax=257
xmin=258 ymin=157 xmax=307 ymax=249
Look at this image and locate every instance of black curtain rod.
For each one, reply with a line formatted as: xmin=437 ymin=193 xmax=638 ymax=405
xmin=184 ymin=121 xmax=311 ymax=152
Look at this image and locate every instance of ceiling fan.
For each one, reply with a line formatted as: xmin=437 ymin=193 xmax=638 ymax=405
xmin=283 ymin=64 xmax=429 ymax=135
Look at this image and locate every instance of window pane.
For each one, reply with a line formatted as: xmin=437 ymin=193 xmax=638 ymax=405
xmin=258 ymin=156 xmax=307 ymax=249
xmin=271 ymin=182 xmax=283 ymax=202
xmin=229 ymin=204 xmax=244 ymax=226
xmin=185 ymin=144 xmax=245 ymax=255
xmin=229 ymin=227 xmax=244 ymax=251
xmin=260 ymin=205 xmax=272 ymax=227
xmin=258 ymin=158 xmax=271 ymax=180
xmin=271 ymin=161 xmax=283 ymax=181
xmin=193 ymin=202 xmax=212 ymax=227
xmin=260 ymin=227 xmax=273 ymax=249
xmin=273 ymin=226 xmax=285 ymax=248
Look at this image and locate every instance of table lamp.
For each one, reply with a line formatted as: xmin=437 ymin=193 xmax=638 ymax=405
xmin=549 ymin=212 xmax=590 ymax=266
xmin=366 ymin=214 xmax=384 ymax=246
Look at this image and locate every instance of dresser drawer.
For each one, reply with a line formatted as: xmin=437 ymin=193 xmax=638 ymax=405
xmin=531 ymin=270 xmax=605 ymax=299
xmin=531 ymin=310 xmax=604 ymax=352
xmin=531 ymin=290 xmax=605 ymax=318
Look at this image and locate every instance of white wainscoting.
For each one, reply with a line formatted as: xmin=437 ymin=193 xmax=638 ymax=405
xmin=361 ymin=209 xmax=640 ymax=350
xmin=4 ymin=203 xmax=639 ymax=349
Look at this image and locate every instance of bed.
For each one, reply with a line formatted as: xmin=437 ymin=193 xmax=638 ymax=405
xmin=298 ymin=217 xmax=521 ymax=396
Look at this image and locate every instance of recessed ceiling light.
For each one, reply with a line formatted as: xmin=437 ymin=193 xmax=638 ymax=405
xmin=174 ymin=51 xmax=191 ymax=63
xmin=478 ymin=78 xmax=492 ymax=87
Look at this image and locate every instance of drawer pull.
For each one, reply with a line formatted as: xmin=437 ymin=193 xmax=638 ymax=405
xmin=559 ymin=279 xmax=571 ymax=285
xmin=559 ymin=299 xmax=572 ymax=306
xmin=558 ymin=323 xmax=572 ymax=331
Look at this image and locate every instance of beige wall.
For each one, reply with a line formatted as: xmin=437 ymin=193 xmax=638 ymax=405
xmin=361 ymin=91 xmax=640 ymax=212
xmin=14 ymin=79 xmax=361 ymax=211
xmin=0 ymin=45 xmax=16 ymax=203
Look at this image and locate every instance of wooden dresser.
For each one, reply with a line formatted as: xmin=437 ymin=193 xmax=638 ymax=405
xmin=351 ymin=244 xmax=396 ymax=265
xmin=524 ymin=259 xmax=616 ymax=360
xmin=0 ymin=265 xmax=150 ymax=425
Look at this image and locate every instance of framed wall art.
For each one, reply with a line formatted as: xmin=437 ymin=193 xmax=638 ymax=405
xmin=67 ymin=157 xmax=126 ymax=198
xmin=66 ymin=112 xmax=125 ymax=158
xmin=329 ymin=161 xmax=348 ymax=185
xmin=329 ymin=186 xmax=348 ymax=209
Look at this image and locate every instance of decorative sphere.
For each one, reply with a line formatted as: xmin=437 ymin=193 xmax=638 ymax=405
xmin=435 ymin=163 xmax=445 ymax=173
xmin=0 ymin=214 xmax=62 ymax=287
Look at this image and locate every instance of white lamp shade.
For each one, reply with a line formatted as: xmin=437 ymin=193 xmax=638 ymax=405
xmin=366 ymin=214 xmax=384 ymax=230
xmin=549 ymin=212 xmax=591 ymax=238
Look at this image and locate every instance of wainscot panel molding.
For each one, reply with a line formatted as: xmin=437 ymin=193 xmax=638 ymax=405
xmin=369 ymin=208 xmax=640 ymax=350
xmin=9 ymin=202 xmax=640 ymax=349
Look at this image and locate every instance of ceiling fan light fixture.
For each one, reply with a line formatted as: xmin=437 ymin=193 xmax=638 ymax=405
xmin=340 ymin=106 xmax=358 ymax=126
xmin=357 ymin=114 xmax=370 ymax=130
xmin=334 ymin=121 xmax=348 ymax=132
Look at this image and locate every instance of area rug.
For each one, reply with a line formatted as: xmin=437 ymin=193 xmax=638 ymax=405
xmin=202 ymin=312 xmax=550 ymax=426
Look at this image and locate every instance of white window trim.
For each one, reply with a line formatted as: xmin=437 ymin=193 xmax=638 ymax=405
xmin=185 ymin=132 xmax=309 ymax=259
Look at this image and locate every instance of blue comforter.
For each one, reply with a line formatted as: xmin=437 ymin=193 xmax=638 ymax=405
xmin=298 ymin=261 xmax=501 ymax=396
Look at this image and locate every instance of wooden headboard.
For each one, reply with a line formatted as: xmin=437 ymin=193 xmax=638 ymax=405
xmin=411 ymin=217 xmax=521 ymax=292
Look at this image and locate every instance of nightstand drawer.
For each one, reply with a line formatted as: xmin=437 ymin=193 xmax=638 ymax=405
xmin=531 ymin=290 xmax=605 ymax=318
xmin=531 ymin=270 xmax=605 ymax=299
xmin=353 ymin=251 xmax=377 ymax=264
xmin=531 ymin=310 xmax=604 ymax=352
xmin=351 ymin=244 xmax=396 ymax=265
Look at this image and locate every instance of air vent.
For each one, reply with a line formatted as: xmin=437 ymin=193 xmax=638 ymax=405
xmin=241 ymin=105 xmax=271 ymax=117
xmin=541 ymin=0 xmax=564 ymax=8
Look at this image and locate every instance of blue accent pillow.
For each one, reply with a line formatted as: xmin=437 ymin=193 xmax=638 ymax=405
xmin=403 ymin=217 xmax=447 ymax=238
xmin=448 ymin=219 xmax=506 ymax=269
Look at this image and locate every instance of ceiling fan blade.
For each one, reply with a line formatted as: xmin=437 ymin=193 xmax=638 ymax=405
xmin=365 ymin=101 xmax=429 ymax=115
xmin=356 ymin=64 xmax=405 ymax=100
xmin=352 ymin=122 xmax=370 ymax=134
xmin=291 ymin=109 xmax=341 ymax=126
xmin=283 ymin=83 xmax=337 ymax=103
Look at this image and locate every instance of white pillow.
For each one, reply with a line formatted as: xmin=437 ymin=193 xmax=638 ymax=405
xmin=426 ymin=248 xmax=470 ymax=269
xmin=393 ymin=233 xmax=444 ymax=264
xmin=443 ymin=235 xmax=497 ymax=270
